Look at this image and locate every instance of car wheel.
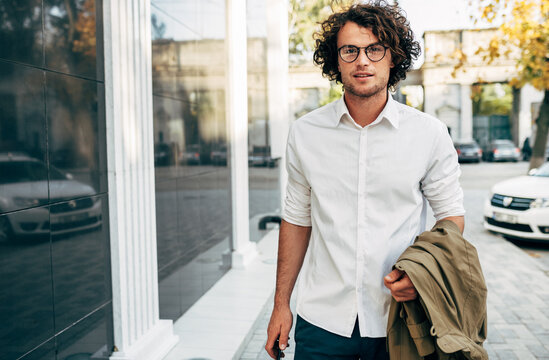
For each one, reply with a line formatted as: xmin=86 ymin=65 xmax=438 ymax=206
xmin=0 ymin=216 xmax=13 ymax=243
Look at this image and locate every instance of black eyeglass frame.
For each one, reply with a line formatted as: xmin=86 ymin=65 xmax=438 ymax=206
xmin=337 ymin=44 xmax=389 ymax=63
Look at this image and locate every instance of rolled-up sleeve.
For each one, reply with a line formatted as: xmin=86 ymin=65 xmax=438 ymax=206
xmin=283 ymin=125 xmax=312 ymax=226
xmin=420 ymin=123 xmax=465 ymax=220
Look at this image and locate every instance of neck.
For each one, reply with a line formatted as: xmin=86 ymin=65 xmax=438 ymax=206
xmin=344 ymin=89 xmax=388 ymax=127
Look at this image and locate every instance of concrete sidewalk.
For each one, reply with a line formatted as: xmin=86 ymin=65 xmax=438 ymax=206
xmin=240 ymin=190 xmax=549 ymax=359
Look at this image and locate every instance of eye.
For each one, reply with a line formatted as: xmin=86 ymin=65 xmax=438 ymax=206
xmin=342 ymin=46 xmax=358 ymax=55
xmin=369 ymin=45 xmax=384 ymax=53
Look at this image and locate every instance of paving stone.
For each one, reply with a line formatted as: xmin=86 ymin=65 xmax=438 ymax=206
xmin=493 ymin=349 xmax=519 ymax=359
xmin=526 ymin=344 xmax=549 ymax=357
xmin=238 ymin=186 xmax=549 ymax=360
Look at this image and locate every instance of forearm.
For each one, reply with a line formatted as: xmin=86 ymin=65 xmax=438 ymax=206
xmin=440 ymin=215 xmax=465 ymax=233
xmin=274 ymin=220 xmax=311 ymax=308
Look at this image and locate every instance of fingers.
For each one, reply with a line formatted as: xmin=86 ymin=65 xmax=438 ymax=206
xmin=265 ymin=329 xmax=277 ymax=359
xmin=279 ymin=322 xmax=291 ymax=350
xmin=265 ymin=307 xmax=293 ymax=359
xmin=384 ymin=271 xmax=417 ymax=302
xmin=384 ymin=268 xmax=405 ymax=284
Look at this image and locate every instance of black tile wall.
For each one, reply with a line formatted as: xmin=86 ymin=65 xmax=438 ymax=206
xmin=46 ymin=72 xmax=107 ymax=199
xmin=0 ymin=0 xmax=112 ymax=358
xmin=0 ymin=0 xmax=43 ymax=67
xmin=0 ymin=208 xmax=55 ymax=360
xmin=56 ymin=304 xmax=113 ymax=360
xmin=51 ymin=194 xmax=110 ymax=333
xmin=19 ymin=339 xmax=56 ymax=360
xmin=44 ymin=0 xmax=102 ymax=80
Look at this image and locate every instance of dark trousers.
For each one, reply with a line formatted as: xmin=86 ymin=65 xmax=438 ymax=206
xmin=294 ymin=315 xmax=389 ymax=360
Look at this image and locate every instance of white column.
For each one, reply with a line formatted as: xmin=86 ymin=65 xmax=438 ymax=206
xmin=460 ymin=83 xmax=473 ymax=140
xmin=267 ymin=0 xmax=290 ymax=212
xmin=103 ymin=1 xmax=178 ymax=359
xmin=226 ymin=0 xmax=257 ymax=268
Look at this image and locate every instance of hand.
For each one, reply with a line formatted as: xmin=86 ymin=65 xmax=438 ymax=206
xmin=384 ymin=269 xmax=417 ymax=302
xmin=265 ymin=305 xmax=293 ymax=359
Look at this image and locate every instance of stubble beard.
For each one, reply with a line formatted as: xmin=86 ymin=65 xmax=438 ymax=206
xmin=343 ymin=80 xmax=387 ymax=99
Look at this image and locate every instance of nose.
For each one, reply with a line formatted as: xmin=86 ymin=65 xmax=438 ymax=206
xmin=355 ymin=48 xmax=371 ymax=66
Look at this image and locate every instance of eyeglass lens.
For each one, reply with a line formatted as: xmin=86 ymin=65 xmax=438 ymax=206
xmin=339 ymin=44 xmax=387 ymax=62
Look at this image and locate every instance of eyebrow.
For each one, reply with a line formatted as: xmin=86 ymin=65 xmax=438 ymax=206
xmin=340 ymin=42 xmax=384 ymax=48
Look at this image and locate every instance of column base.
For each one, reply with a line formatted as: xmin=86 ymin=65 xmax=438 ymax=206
xmin=224 ymin=242 xmax=258 ymax=269
xmin=110 ymin=320 xmax=179 ymax=360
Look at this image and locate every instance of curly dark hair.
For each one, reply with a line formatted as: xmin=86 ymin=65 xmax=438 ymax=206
xmin=313 ymin=0 xmax=421 ymax=89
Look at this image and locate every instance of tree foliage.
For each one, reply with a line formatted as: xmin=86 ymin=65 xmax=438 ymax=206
xmin=467 ymin=0 xmax=549 ymax=169
xmin=289 ymin=0 xmax=355 ymax=60
xmin=289 ymin=0 xmax=355 ymax=105
xmin=472 ymin=0 xmax=548 ymax=90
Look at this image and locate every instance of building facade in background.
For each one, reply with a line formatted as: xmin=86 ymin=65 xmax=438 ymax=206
xmin=420 ymin=29 xmax=544 ymax=148
xmin=0 ymin=0 xmax=287 ymax=359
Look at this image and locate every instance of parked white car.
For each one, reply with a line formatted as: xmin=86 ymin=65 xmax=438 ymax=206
xmin=484 ymin=162 xmax=549 ymax=241
xmin=0 ymin=153 xmax=102 ymax=241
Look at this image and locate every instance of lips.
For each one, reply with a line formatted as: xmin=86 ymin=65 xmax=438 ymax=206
xmin=353 ymin=73 xmax=373 ymax=78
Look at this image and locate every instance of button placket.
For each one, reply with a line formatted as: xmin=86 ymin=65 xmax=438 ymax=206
xmin=356 ymin=129 xmax=368 ymax=310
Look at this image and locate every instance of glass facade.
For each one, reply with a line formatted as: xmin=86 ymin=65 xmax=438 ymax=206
xmin=151 ymin=0 xmax=233 ymax=320
xmin=0 ymin=1 xmax=113 ymax=359
xmin=247 ymin=0 xmax=282 ymax=243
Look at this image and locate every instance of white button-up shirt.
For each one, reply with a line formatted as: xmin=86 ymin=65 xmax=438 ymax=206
xmin=283 ymin=95 xmax=465 ymax=338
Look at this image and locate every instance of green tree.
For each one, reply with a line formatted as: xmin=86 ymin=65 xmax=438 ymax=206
xmin=467 ymin=0 xmax=549 ymax=170
xmin=289 ymin=0 xmax=355 ymax=105
xmin=289 ymin=0 xmax=355 ymax=61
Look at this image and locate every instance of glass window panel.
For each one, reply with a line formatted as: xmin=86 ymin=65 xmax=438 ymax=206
xmin=153 ymin=0 xmax=231 ymax=321
xmin=153 ymin=96 xmax=197 ymax=180
xmin=44 ymin=0 xmax=102 ymax=80
xmin=46 ymin=73 xmax=106 ymax=200
xmin=0 ymin=61 xmax=48 ymax=214
xmin=156 ymin=179 xmax=180 ymax=271
xmin=0 ymin=0 xmax=43 ymax=66
xmin=246 ymin=0 xmax=281 ymax=243
xmin=50 ymin=194 xmax=110 ymax=333
xmin=0 ymin=208 xmax=55 ymax=359
xmin=197 ymin=0 xmax=225 ymax=39
xmin=151 ymin=3 xmax=199 ymax=99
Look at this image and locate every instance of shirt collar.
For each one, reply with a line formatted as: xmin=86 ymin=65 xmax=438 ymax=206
xmin=334 ymin=93 xmax=400 ymax=129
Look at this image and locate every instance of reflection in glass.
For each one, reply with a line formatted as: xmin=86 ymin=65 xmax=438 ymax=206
xmin=51 ymin=194 xmax=108 ymax=333
xmin=247 ymin=2 xmax=282 ymax=243
xmin=19 ymin=339 xmax=56 ymax=360
xmin=55 ymin=304 xmax=113 ymax=360
xmin=0 ymin=209 xmax=55 ymax=359
xmin=0 ymin=62 xmax=48 ymax=214
xmin=44 ymin=0 xmax=102 ymax=80
xmin=46 ymin=72 xmax=106 ymax=198
xmin=153 ymin=0 xmax=232 ymax=321
xmin=0 ymin=155 xmax=51 ymax=214
xmin=0 ymin=0 xmax=43 ymax=66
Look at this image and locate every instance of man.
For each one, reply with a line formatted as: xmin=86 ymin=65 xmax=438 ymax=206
xmin=265 ymin=1 xmax=465 ymax=359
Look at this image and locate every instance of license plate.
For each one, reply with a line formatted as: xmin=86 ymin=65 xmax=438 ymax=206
xmin=493 ymin=212 xmax=517 ymax=223
xmin=62 ymin=213 xmax=89 ymax=223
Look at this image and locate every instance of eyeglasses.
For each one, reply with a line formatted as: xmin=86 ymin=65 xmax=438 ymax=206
xmin=338 ymin=44 xmax=389 ymax=63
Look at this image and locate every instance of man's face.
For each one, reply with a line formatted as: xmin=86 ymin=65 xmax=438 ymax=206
xmin=337 ymin=21 xmax=394 ymax=99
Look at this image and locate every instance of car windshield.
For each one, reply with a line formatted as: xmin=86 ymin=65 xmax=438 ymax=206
xmin=531 ymin=163 xmax=549 ymax=177
xmin=0 ymin=161 xmax=67 ymax=184
xmin=460 ymin=144 xmax=477 ymax=149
